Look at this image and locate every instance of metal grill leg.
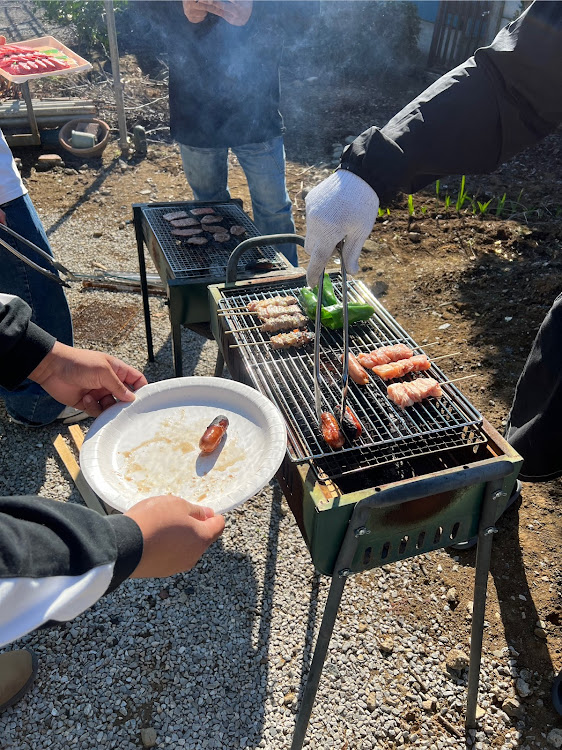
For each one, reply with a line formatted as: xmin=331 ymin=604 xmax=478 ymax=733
xmin=466 ymin=479 xmax=505 ymax=728
xmin=290 ymin=574 xmax=346 ymax=750
xmin=134 ymin=209 xmax=154 ymax=362
xmin=214 ymin=350 xmax=225 ymax=377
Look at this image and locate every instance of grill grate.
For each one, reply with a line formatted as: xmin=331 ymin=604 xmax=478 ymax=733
xmin=219 ymin=275 xmax=486 ymax=477
xmin=141 ymin=202 xmax=286 ymax=280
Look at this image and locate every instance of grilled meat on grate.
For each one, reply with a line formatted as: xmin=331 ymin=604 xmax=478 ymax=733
xmin=248 ymin=296 xmax=298 ymax=312
xmin=270 ymin=329 xmax=314 ymax=349
xmin=261 ymin=313 xmax=308 ymax=332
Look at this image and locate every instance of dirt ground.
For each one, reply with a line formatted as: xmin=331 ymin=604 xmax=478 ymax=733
xmin=4 ymin=36 xmax=562 ymax=744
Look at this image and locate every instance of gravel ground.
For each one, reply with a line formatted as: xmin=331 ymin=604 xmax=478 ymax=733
xmin=0 ymin=207 xmax=559 ymax=750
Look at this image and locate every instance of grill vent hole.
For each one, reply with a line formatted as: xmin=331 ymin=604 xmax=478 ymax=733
xmin=381 ymin=542 xmax=390 ymax=560
xmin=416 ymin=531 xmax=426 ymax=549
xmin=450 ymin=522 xmax=461 ymax=540
xmin=363 ymin=547 xmax=372 ymax=566
xmin=399 ymin=536 xmax=409 ymax=554
xmin=433 ymin=526 xmax=443 ymax=544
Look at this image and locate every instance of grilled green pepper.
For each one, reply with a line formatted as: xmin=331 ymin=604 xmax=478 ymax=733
xmin=298 ymin=287 xmax=374 ymax=330
xmin=321 ymin=302 xmax=375 ymax=330
xmin=313 ymin=273 xmax=338 ymax=306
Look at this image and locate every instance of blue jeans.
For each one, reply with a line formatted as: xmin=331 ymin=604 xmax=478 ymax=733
xmin=180 ymin=136 xmax=298 ymax=266
xmin=0 ymin=193 xmax=73 ymax=425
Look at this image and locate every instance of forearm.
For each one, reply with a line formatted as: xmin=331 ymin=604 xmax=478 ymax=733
xmin=0 ymin=495 xmax=143 ymax=647
xmin=341 ymin=1 xmax=562 ymax=204
xmin=0 ymin=293 xmax=55 ymax=389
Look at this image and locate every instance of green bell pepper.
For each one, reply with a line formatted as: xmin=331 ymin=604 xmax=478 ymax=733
xmin=298 ymin=287 xmax=374 ymax=330
xmin=313 ymin=273 xmax=338 ymax=306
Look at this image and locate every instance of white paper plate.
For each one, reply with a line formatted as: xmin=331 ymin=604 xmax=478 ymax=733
xmin=80 ymin=377 xmax=287 ymax=514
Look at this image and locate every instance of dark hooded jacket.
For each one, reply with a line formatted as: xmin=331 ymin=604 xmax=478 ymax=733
xmin=340 ymin=1 xmax=562 ymax=481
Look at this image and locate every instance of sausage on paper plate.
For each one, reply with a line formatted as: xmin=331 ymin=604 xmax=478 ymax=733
xmin=199 ymin=415 xmax=229 ymax=454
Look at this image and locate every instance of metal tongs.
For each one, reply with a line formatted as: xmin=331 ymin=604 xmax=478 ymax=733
xmin=0 ymin=223 xmax=76 ymax=287
xmin=313 ymin=241 xmax=350 ymax=428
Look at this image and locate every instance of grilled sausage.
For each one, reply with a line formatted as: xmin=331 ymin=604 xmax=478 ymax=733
xmin=337 ymin=406 xmax=363 ymax=440
xmin=199 ymin=415 xmax=229 ymax=454
xmin=342 ymin=352 xmax=370 ymax=385
xmin=320 ymin=412 xmax=345 ymax=450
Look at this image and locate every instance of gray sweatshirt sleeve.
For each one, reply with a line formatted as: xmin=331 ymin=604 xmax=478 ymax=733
xmin=340 ymin=1 xmax=562 ymax=204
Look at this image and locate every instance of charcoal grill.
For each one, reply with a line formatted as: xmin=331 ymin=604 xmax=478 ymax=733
xmin=209 ymin=238 xmax=522 ymax=747
xmin=133 ymin=200 xmax=303 ymax=376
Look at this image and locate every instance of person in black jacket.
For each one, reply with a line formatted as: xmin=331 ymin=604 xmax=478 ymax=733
xmin=143 ymin=0 xmax=299 ymax=265
xmin=0 ymin=293 xmax=225 ymax=710
xmin=304 ymin=0 xmax=562 ymax=484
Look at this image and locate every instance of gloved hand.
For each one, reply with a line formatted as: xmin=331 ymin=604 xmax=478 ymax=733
xmin=304 ymin=169 xmax=380 ymax=286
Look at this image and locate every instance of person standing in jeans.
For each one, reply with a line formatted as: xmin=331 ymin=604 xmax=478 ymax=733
xmin=145 ymin=0 xmax=300 ymax=265
xmin=0 ymin=127 xmax=85 ymax=426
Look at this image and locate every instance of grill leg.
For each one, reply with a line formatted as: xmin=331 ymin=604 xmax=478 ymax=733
xmin=290 ymin=574 xmax=346 ymax=750
xmin=214 ymin=350 xmax=225 ymax=377
xmin=171 ymin=321 xmax=183 ymax=377
xmin=466 ymin=479 xmax=504 ymax=729
xmin=134 ymin=208 xmax=154 ymax=362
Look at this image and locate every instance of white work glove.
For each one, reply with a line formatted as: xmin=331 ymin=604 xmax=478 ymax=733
xmin=304 ymin=169 xmax=379 ymax=287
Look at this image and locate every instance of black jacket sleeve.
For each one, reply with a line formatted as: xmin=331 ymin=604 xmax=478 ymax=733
xmin=340 ymin=1 xmax=562 ymax=204
xmin=0 ymin=293 xmax=55 ymax=389
xmin=0 ymin=495 xmax=143 ymax=647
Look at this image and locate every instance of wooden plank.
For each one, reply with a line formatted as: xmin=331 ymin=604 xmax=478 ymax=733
xmin=52 ymin=433 xmax=108 ymax=516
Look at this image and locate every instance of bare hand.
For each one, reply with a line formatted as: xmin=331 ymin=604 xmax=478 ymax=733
xmin=28 ymin=341 xmax=147 ymax=417
xmin=182 ymin=0 xmax=209 ymax=23
xmin=185 ymin=0 xmax=252 ymax=26
xmin=126 ymin=495 xmax=225 ymax=577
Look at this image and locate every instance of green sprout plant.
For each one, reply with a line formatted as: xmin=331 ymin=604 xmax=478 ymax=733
xmin=455 ymin=175 xmax=469 ymax=213
xmin=477 ymin=198 xmax=493 ymax=215
xmin=407 ymin=194 xmax=415 ymax=216
xmin=444 ymin=195 xmax=451 ymax=211
xmin=435 ymin=179 xmax=440 ymax=198
xmin=496 ymin=192 xmax=507 ymax=217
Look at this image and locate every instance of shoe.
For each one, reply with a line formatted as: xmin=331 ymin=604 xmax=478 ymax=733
xmin=55 ymin=406 xmax=90 ymax=425
xmin=0 ymin=649 xmax=38 ymax=712
xmin=552 ymin=670 xmax=562 ymax=716
xmin=9 ymin=406 xmax=89 ymax=427
xmin=449 ymin=480 xmax=522 ymax=551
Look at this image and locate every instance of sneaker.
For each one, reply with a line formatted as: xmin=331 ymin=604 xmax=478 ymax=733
xmin=0 ymin=649 xmax=38 ymax=712
xmin=449 ymin=480 xmax=522 ymax=551
xmin=9 ymin=406 xmax=89 ymax=427
xmin=56 ymin=406 xmax=90 ymax=425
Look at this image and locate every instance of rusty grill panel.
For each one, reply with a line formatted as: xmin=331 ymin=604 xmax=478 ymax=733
xmin=141 ymin=202 xmax=286 ymax=279
xmin=218 ymin=275 xmax=486 ymax=477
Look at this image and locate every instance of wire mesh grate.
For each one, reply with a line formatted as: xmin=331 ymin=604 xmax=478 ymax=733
xmin=219 ymin=275 xmax=486 ymax=476
xmin=141 ymin=202 xmax=286 ymax=279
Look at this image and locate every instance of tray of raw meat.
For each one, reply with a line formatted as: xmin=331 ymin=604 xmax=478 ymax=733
xmin=0 ymin=36 xmax=91 ymax=83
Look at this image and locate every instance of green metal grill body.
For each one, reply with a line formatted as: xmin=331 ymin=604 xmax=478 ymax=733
xmin=208 ymin=264 xmax=522 ymax=748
